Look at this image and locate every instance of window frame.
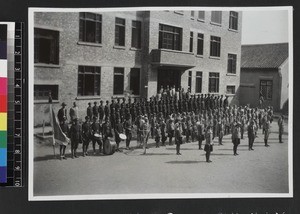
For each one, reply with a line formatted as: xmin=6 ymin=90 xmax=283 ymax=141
xmin=189 ymin=31 xmax=194 ymax=53
xmin=77 ymin=65 xmax=101 ymax=96
xmin=113 ymin=67 xmax=125 ymax=95
xmin=226 ymin=85 xmax=236 ymax=95
xmin=115 ymin=17 xmax=126 ymax=47
xmin=208 ymin=72 xmax=220 ymax=93
xmin=195 ymin=71 xmax=203 ymax=93
xmin=197 ymin=33 xmax=204 ymax=56
xmin=158 ymin=24 xmax=182 ymax=51
xmin=34 ymin=28 xmax=59 ymax=65
xmin=131 ymin=20 xmax=142 ymax=49
xmin=188 ymin=70 xmax=192 ymax=90
xmin=260 ymin=80 xmax=273 ymax=100
xmin=130 ymin=68 xmax=141 ymax=95
xmin=211 ymin=11 xmax=222 ymax=25
xmin=197 ymin=11 xmax=205 ymax=21
xmin=34 ymin=84 xmax=59 ymax=101
xmin=210 ymin=36 xmax=221 ymax=57
xmin=227 ymin=53 xmax=237 ymax=74
xmin=79 ymin=12 xmax=102 ymax=44
xmin=229 ymin=11 xmax=238 ymax=31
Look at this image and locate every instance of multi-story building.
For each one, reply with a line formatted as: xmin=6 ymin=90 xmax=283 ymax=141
xmin=33 ymin=10 xmax=242 ymax=126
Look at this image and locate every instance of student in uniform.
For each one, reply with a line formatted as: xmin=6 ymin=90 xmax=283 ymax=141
xmin=232 ymin=122 xmax=241 ymax=156
xmin=124 ymin=115 xmax=133 ymax=150
xmin=154 ymin=122 xmax=161 ymax=148
xmin=247 ymin=120 xmax=255 ymax=151
xmin=69 ymin=118 xmax=81 ymax=159
xmin=204 ymin=125 xmax=213 ymax=163
xmin=82 ymin=116 xmax=92 ymax=156
xmin=264 ymin=119 xmax=271 ymax=147
xmin=114 ymin=118 xmax=124 ymax=152
xmin=174 ymin=118 xmax=183 ymax=155
xmin=91 ymin=116 xmax=103 ymax=154
xmin=278 ymin=114 xmax=284 ymax=143
xmin=57 ymin=102 xmax=67 ymax=124
xmin=86 ymin=102 xmax=93 ymax=121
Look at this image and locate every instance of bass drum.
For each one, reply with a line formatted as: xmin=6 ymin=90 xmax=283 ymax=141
xmin=103 ymin=138 xmax=116 ymax=155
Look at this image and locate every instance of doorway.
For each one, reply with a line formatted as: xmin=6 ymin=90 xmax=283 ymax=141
xmin=157 ymin=68 xmax=181 ymax=92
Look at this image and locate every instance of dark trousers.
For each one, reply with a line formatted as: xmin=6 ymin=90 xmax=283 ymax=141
xmin=279 ymin=134 xmax=282 ymax=143
xmin=176 ymin=143 xmax=180 ymax=154
xmin=248 ymin=136 xmax=254 ymax=149
xmin=92 ymin=139 xmax=102 ymax=153
xmin=233 ymin=139 xmax=240 ymax=155
xmin=59 ymin=145 xmax=66 ymax=157
xmin=125 ymin=131 xmax=132 ymax=147
xmin=198 ymin=137 xmax=203 ymax=149
xmin=82 ymin=138 xmax=90 ymax=154
xmin=205 ymin=150 xmax=211 ymax=162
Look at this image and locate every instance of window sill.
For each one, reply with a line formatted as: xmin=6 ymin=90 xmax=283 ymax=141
xmin=196 ymin=54 xmax=203 ymax=58
xmin=197 ymin=19 xmax=205 ymax=23
xmin=209 ymin=56 xmax=220 ymax=60
xmin=174 ymin=11 xmax=184 ymax=15
xmin=34 ymin=63 xmax=61 ymax=68
xmin=77 ymin=41 xmax=103 ymax=47
xmin=210 ymin=21 xmax=222 ymax=27
xmin=226 ymin=73 xmax=237 ymax=76
xmin=113 ymin=45 xmax=126 ymax=50
xmin=190 ymin=17 xmax=195 ymax=20
xmin=208 ymin=92 xmax=220 ymax=95
xmin=130 ymin=47 xmax=141 ymax=51
xmin=34 ymin=100 xmax=59 ymax=104
xmin=76 ymin=96 xmax=101 ymax=100
xmin=225 ymin=94 xmax=235 ymax=97
xmin=159 ymin=48 xmax=194 ymax=55
xmin=228 ymin=28 xmax=238 ymax=33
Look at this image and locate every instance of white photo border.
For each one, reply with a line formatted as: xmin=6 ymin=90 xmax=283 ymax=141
xmin=28 ymin=6 xmax=294 ymax=201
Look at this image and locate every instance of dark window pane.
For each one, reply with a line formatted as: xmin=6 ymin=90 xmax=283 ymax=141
xmin=197 ymin=33 xmax=204 ymax=55
xmin=131 ymin=20 xmax=141 ymax=48
xmin=34 ymin=85 xmax=59 ymax=100
xmin=158 ymin=24 xmax=182 ymax=51
xmin=188 ymin=71 xmax=192 ymax=89
xmin=229 ymin=11 xmax=238 ymax=30
xmin=196 ymin=72 xmax=202 ymax=93
xmin=208 ymin=72 xmax=219 ymax=93
xmin=114 ymin=68 xmax=124 ymax=95
xmin=79 ymin=12 xmax=102 ymax=44
xmin=211 ymin=11 xmax=222 ymax=24
xmin=115 ymin=18 xmax=126 ymax=46
xmin=77 ymin=65 xmax=101 ymax=96
xmin=130 ymin=68 xmax=140 ymax=95
xmin=260 ymin=80 xmax=273 ymax=100
xmin=210 ymin=36 xmax=221 ymax=57
xmin=189 ymin=32 xmax=193 ymax=52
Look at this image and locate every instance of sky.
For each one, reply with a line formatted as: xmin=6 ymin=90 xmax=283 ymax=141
xmin=241 ymin=10 xmax=289 ymax=45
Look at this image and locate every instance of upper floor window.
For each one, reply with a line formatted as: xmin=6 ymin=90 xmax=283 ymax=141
xmin=191 ymin=11 xmax=195 ymax=19
xmin=229 ymin=11 xmax=238 ymax=30
xmin=159 ymin=24 xmax=182 ymax=51
xmin=227 ymin=54 xmax=237 ymax=74
xmin=79 ymin=12 xmax=102 ymax=43
xmin=210 ymin=36 xmax=221 ymax=57
xmin=260 ymin=80 xmax=273 ymax=100
xmin=211 ymin=11 xmax=222 ymax=25
xmin=189 ymin=32 xmax=193 ymax=53
xmin=34 ymin=28 xmax=59 ymax=65
xmin=115 ymin=18 xmax=126 ymax=46
xmin=198 ymin=11 xmax=205 ymax=21
xmin=131 ymin=20 xmax=142 ymax=49
xmin=197 ymin=33 xmax=204 ymax=55
xmin=78 ymin=66 xmax=101 ymax=96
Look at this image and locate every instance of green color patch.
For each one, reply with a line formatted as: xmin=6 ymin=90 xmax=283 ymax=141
xmin=0 ymin=131 xmax=7 ymax=148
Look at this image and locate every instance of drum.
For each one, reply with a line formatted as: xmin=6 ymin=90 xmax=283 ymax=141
xmin=119 ymin=133 xmax=127 ymax=140
xmin=103 ymin=138 xmax=116 ymax=155
xmin=94 ymin=133 xmax=102 ymax=140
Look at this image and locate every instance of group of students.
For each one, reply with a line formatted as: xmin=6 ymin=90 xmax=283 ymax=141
xmin=55 ymin=92 xmax=285 ymax=162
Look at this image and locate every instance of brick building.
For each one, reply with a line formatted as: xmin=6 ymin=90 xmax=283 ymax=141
xmin=33 ymin=10 xmax=242 ymax=126
xmin=239 ymin=43 xmax=289 ymax=113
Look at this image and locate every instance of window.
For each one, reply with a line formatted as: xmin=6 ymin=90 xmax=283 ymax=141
xmin=114 ymin=68 xmax=124 ymax=95
xmin=159 ymin=24 xmax=182 ymax=51
xmin=198 ymin=11 xmax=205 ymax=21
xmin=131 ymin=20 xmax=141 ymax=49
xmin=79 ymin=12 xmax=102 ymax=43
xmin=209 ymin=72 xmax=219 ymax=93
xmin=210 ymin=36 xmax=221 ymax=57
xmin=229 ymin=11 xmax=238 ymax=30
xmin=211 ymin=11 xmax=222 ymax=24
xmin=34 ymin=28 xmax=59 ymax=64
xmin=195 ymin=72 xmax=202 ymax=93
xmin=189 ymin=32 xmax=193 ymax=53
xmin=78 ymin=66 xmax=101 ymax=96
xmin=188 ymin=71 xmax=192 ymax=90
xmin=227 ymin=54 xmax=237 ymax=74
xmin=191 ymin=11 xmax=195 ymax=19
xmin=34 ymin=85 xmax=58 ymax=100
xmin=197 ymin=33 xmax=204 ymax=55
xmin=226 ymin=85 xmax=235 ymax=94
xmin=115 ymin=18 xmax=126 ymax=46
xmin=260 ymin=80 xmax=273 ymax=100
xmin=130 ymin=68 xmax=140 ymax=95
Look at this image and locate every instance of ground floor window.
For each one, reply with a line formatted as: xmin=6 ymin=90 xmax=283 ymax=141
xmin=130 ymin=68 xmax=140 ymax=95
xmin=78 ymin=66 xmax=101 ymax=96
xmin=260 ymin=80 xmax=273 ymax=100
xmin=34 ymin=85 xmax=58 ymax=100
xmin=114 ymin=67 xmax=125 ymax=95
xmin=195 ymin=72 xmax=202 ymax=93
xmin=226 ymin=85 xmax=236 ymax=94
xmin=209 ymin=72 xmax=219 ymax=93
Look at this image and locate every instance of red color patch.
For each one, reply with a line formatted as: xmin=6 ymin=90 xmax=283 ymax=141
xmin=0 ymin=95 xmax=7 ymax=112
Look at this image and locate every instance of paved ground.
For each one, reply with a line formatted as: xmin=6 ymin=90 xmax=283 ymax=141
xmin=33 ymin=118 xmax=289 ymax=196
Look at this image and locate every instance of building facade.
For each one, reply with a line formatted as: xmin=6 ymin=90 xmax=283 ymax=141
xmin=34 ymin=10 xmax=242 ymax=126
xmin=240 ymin=43 xmax=289 ymax=113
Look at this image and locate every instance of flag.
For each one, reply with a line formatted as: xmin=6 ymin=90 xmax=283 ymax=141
xmin=50 ymin=105 xmax=70 ymax=146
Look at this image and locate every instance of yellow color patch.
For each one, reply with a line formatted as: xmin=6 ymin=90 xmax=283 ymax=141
xmin=0 ymin=113 xmax=7 ymax=130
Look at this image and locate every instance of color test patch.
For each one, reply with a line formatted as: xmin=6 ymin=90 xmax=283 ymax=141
xmin=0 ymin=148 xmax=7 ymax=166
xmin=0 ymin=113 xmax=7 ymax=130
xmin=0 ymin=95 xmax=7 ymax=112
xmin=0 ymin=59 xmax=7 ymax=77
xmin=0 ymin=78 xmax=7 ymax=95
xmin=0 ymin=166 xmax=7 ymax=183
xmin=0 ymin=131 xmax=7 ymax=148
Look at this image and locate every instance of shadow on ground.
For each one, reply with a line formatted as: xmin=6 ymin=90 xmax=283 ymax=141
xmin=165 ymin=160 xmax=206 ymax=164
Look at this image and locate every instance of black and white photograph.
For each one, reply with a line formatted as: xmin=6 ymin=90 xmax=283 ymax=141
xmin=28 ymin=7 xmax=293 ymax=200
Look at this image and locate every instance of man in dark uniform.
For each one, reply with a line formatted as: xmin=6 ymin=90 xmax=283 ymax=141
xmin=82 ymin=116 xmax=91 ymax=156
xmin=200 ymin=94 xmax=205 ymax=113
xmin=69 ymin=118 xmax=81 ymax=159
xmin=91 ymin=116 xmax=103 ymax=154
xmin=98 ymin=100 xmax=105 ymax=122
xmin=124 ymin=115 xmax=133 ymax=150
xmin=57 ymin=102 xmax=67 ymax=124
xmin=115 ymin=98 xmax=121 ymax=113
xmin=92 ymin=101 xmax=99 ymax=119
xmin=86 ymin=102 xmax=93 ymax=120
xmin=219 ymin=95 xmax=223 ymax=109
xmin=205 ymin=94 xmax=209 ymax=111
xmin=224 ymin=95 xmax=229 ymax=109
xmin=104 ymin=100 xmax=110 ymax=120
xmin=102 ymin=117 xmax=113 ymax=143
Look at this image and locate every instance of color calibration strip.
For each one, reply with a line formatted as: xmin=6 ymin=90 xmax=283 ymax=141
xmin=0 ymin=24 xmax=8 ymax=183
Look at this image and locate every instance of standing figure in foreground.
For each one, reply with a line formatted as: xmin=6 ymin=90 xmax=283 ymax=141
xmin=278 ymin=114 xmax=284 ymax=143
xmin=247 ymin=120 xmax=255 ymax=151
xmin=204 ymin=126 xmax=213 ymax=163
xmin=91 ymin=116 xmax=103 ymax=154
xmin=82 ymin=116 xmax=91 ymax=156
xmin=142 ymin=117 xmax=150 ymax=155
xmin=69 ymin=118 xmax=81 ymax=159
xmin=232 ymin=122 xmax=241 ymax=156
xmin=124 ymin=115 xmax=133 ymax=150
xmin=264 ymin=119 xmax=271 ymax=147
xmin=59 ymin=117 xmax=69 ymax=160
xmin=174 ymin=118 xmax=183 ymax=155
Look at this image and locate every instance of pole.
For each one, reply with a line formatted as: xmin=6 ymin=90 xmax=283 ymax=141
xmin=50 ymin=103 xmax=56 ymax=159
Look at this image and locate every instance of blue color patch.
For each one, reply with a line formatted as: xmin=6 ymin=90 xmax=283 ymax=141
xmin=0 ymin=148 xmax=7 ymax=166
xmin=0 ymin=166 xmax=7 ymax=183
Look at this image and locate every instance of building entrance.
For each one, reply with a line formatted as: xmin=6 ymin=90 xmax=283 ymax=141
xmin=157 ymin=68 xmax=181 ymax=92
